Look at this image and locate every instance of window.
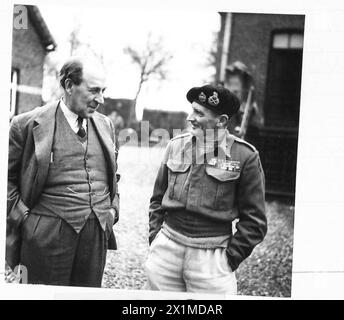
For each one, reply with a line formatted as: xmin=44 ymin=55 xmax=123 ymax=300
xmin=10 ymin=69 xmax=19 ymax=119
xmin=272 ymin=32 xmax=303 ymax=49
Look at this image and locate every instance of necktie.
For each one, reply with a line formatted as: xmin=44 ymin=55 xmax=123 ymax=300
xmin=77 ymin=116 xmax=86 ymax=138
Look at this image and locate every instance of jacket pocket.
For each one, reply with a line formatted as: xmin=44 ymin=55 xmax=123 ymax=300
xmin=149 ymin=229 xmax=162 ymax=251
xmin=202 ymin=166 xmax=240 ymax=210
xmin=21 ymin=213 xmax=41 ymax=243
xmin=166 ymin=159 xmax=191 ymax=200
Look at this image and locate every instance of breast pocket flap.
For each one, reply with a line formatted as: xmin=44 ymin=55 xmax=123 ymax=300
xmin=205 ymin=166 xmax=240 ymax=182
xmin=166 ymin=159 xmax=191 ymax=173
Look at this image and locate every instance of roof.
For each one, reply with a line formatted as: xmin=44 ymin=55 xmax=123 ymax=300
xmin=27 ymin=5 xmax=56 ymax=52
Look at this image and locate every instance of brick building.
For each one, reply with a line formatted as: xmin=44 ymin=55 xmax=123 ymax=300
xmin=216 ymin=13 xmax=305 ymax=197
xmin=10 ymin=5 xmax=56 ymax=118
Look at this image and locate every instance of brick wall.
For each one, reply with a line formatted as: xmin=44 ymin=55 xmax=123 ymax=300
xmin=227 ymin=13 xmax=304 ymax=117
xmin=221 ymin=13 xmax=305 ymax=198
xmin=11 ymin=14 xmax=46 ymax=114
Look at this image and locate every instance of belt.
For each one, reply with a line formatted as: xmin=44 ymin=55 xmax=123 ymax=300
xmin=161 ymin=222 xmax=230 ymax=249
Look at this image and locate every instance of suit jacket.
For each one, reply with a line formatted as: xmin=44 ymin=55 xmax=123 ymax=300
xmin=6 ymin=101 xmax=119 ymax=269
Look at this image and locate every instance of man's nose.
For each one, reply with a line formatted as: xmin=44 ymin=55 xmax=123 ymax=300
xmin=95 ymin=92 xmax=104 ymax=105
xmin=186 ymin=112 xmax=195 ymax=122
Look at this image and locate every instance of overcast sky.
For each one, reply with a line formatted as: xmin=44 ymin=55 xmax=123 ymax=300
xmin=39 ymin=4 xmax=220 ymax=119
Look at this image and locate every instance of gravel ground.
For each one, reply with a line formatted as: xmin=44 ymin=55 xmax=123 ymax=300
xmin=236 ymin=201 xmax=294 ymax=297
xmin=102 ymin=145 xmax=294 ymax=297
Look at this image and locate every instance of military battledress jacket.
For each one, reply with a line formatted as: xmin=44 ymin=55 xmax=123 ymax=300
xmin=149 ymin=131 xmax=267 ymax=271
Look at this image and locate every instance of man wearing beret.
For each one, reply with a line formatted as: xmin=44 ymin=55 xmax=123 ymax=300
xmin=145 ymin=84 xmax=267 ymax=294
xmin=6 ymin=56 xmax=119 ymax=286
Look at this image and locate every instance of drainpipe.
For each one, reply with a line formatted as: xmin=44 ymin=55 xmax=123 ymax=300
xmin=219 ymin=12 xmax=232 ymax=83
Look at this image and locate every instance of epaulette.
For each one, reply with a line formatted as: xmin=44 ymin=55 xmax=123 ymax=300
xmin=171 ymin=132 xmax=192 ymax=141
xmin=233 ymin=136 xmax=257 ymax=152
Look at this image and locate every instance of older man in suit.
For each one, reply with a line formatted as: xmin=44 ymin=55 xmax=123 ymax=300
xmin=6 ymin=56 xmax=119 ymax=287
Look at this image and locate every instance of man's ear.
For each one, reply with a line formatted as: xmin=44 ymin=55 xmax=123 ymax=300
xmin=64 ymin=78 xmax=73 ymax=95
xmin=217 ymin=114 xmax=229 ymax=128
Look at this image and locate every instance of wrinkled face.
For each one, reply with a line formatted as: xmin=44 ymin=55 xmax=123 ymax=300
xmin=225 ymin=74 xmax=244 ymax=101
xmin=187 ymin=102 xmax=219 ymax=137
xmin=69 ymin=65 xmax=106 ymax=118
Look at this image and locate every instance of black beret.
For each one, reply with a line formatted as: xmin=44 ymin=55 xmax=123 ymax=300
xmin=186 ymin=84 xmax=240 ymax=118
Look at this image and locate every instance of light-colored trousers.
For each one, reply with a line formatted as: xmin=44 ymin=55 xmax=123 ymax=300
xmin=144 ymin=230 xmax=237 ymax=294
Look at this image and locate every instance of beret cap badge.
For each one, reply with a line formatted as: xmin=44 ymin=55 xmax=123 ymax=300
xmin=198 ymin=92 xmax=207 ymax=103
xmin=186 ymin=84 xmax=240 ymax=117
xmin=208 ymin=91 xmax=220 ymax=106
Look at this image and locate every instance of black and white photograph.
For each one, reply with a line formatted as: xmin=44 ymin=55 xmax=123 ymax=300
xmin=5 ymin=2 xmax=303 ymax=297
xmin=2 ymin=0 xmax=344 ymax=301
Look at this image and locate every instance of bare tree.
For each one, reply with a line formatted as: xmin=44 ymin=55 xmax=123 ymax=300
xmin=69 ymin=24 xmax=104 ymax=62
xmin=124 ymin=33 xmax=173 ymax=126
xmin=69 ymin=25 xmax=83 ymax=56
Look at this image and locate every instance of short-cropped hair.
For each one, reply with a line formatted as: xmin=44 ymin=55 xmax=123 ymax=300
xmin=59 ymin=59 xmax=83 ymax=89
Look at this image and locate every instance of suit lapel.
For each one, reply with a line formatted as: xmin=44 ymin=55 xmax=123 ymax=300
xmin=32 ymin=101 xmax=59 ymax=192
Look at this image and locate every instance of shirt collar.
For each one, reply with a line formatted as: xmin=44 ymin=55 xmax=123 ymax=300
xmin=186 ymin=129 xmax=234 ymax=159
xmin=59 ymin=98 xmax=79 ymax=124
